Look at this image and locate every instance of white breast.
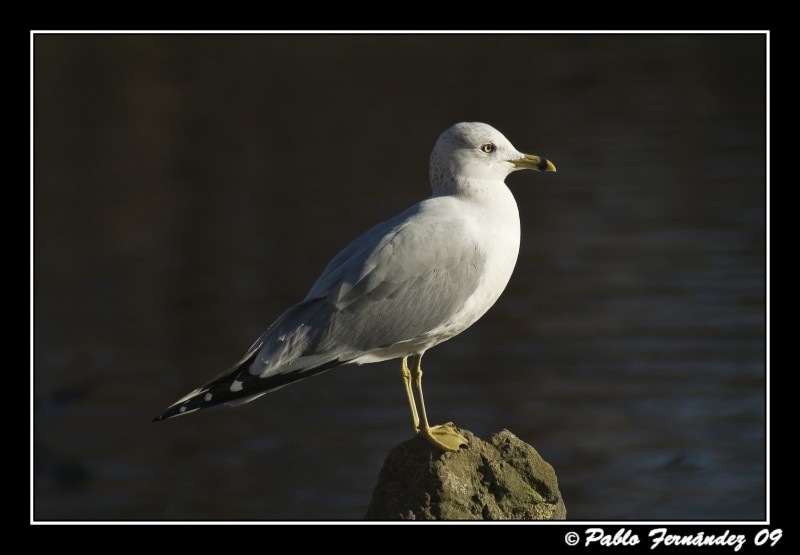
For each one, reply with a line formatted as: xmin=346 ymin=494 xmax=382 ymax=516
xmin=421 ymin=185 xmax=521 ymax=347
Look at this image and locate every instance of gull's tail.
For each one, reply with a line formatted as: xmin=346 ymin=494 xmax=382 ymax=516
xmin=153 ymin=350 xmax=346 ymax=422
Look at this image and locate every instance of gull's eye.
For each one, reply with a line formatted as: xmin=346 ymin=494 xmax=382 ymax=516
xmin=481 ymin=143 xmax=495 ymax=154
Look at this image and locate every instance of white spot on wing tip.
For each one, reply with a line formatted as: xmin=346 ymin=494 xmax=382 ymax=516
xmin=179 ymin=406 xmax=186 ymax=413
xmin=230 ymin=380 xmax=244 ymax=393
xmin=171 ymin=387 xmax=203 ymax=407
xmin=204 ymin=392 xmax=213 ymax=402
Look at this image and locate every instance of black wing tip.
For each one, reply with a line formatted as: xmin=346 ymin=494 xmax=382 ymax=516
xmin=151 ymin=357 xmax=349 ymax=423
xmin=152 ymin=405 xmax=183 ymax=422
xmin=152 ymin=403 xmax=205 ymax=422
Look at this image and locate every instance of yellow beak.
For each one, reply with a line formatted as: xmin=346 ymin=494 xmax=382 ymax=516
xmin=510 ymin=153 xmax=557 ymax=172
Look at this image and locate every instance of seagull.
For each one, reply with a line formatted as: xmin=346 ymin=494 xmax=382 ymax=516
xmin=154 ymin=122 xmax=556 ymax=452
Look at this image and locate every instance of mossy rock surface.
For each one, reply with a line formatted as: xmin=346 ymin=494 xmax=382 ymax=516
xmin=365 ymin=428 xmax=566 ymax=520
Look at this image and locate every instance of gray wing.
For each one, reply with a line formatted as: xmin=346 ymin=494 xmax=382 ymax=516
xmin=155 ymin=197 xmax=486 ymax=420
xmin=254 ymin=198 xmax=487 ymax=365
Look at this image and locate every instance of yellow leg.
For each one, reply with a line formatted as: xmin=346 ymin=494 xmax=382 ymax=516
xmin=409 ymin=354 xmax=467 ymax=452
xmin=400 ymin=357 xmax=420 ymax=431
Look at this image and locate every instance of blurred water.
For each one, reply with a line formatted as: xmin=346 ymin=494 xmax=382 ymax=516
xmin=33 ymin=34 xmax=766 ymax=520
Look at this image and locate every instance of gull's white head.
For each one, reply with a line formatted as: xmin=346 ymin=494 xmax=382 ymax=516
xmin=429 ymin=122 xmax=556 ymax=195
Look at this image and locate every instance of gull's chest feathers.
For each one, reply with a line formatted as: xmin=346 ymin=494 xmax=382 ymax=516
xmin=419 ymin=186 xmax=521 ymax=344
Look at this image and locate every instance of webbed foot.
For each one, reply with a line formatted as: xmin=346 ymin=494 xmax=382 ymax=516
xmin=419 ymin=422 xmax=467 ymax=452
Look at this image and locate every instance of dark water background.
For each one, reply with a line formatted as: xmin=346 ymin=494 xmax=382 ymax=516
xmin=33 ymin=34 xmax=766 ymax=520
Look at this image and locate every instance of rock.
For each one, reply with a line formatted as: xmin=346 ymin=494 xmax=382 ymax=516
xmin=365 ymin=427 xmax=566 ymax=520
